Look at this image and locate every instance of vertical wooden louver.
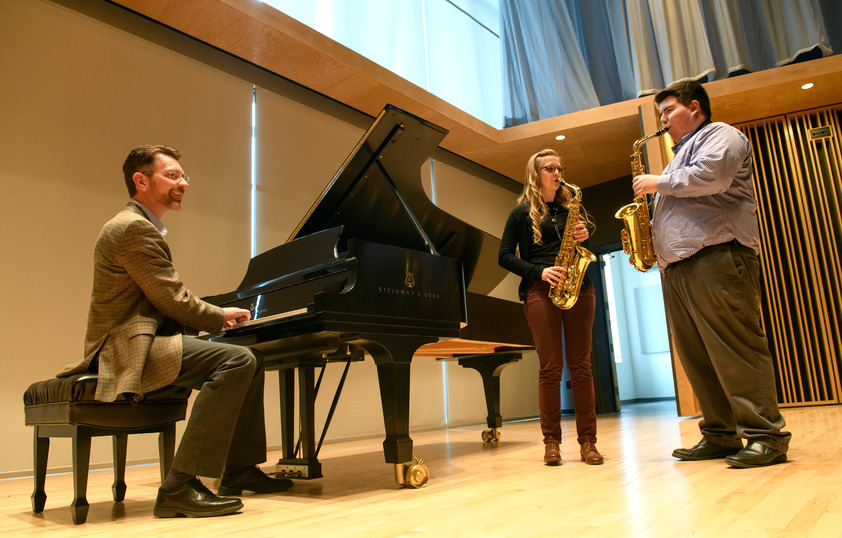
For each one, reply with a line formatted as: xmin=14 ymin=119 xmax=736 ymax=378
xmin=739 ymin=106 xmax=842 ymax=407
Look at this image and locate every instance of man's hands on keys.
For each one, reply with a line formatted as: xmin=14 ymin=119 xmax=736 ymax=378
xmin=222 ymin=307 xmax=251 ymax=331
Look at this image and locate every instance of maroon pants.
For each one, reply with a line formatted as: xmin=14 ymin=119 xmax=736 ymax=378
xmin=524 ymin=280 xmax=597 ymax=444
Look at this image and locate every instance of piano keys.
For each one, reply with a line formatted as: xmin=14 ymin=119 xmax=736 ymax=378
xmin=206 ymin=105 xmax=532 ymax=486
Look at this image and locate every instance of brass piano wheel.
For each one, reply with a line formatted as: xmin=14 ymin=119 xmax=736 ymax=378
xmin=394 ymin=457 xmax=429 ymax=488
xmin=481 ymin=428 xmax=501 ymax=442
xmin=404 ymin=457 xmax=429 ymax=488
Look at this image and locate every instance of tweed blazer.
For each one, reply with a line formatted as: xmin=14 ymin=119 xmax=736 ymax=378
xmin=59 ymin=202 xmax=225 ymax=402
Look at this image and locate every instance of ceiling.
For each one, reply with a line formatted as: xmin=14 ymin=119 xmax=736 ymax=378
xmin=113 ymin=0 xmax=842 ymax=189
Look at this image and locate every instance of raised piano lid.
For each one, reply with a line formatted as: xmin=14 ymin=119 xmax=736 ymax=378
xmin=289 ymin=104 xmax=509 ymax=296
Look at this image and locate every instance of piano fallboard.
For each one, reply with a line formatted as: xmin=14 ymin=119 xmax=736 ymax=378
xmin=208 ymin=234 xmax=466 ymax=328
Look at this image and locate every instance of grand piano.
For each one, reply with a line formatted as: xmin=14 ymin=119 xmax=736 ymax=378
xmin=206 ymin=105 xmax=532 ymax=487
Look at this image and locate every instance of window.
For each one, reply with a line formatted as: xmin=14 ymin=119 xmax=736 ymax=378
xmin=260 ymin=0 xmax=503 ymax=128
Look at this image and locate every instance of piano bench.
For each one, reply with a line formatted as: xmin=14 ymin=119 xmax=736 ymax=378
xmin=23 ymin=374 xmax=190 ymax=524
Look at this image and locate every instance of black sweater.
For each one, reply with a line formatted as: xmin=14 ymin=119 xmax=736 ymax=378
xmin=498 ymin=201 xmax=592 ymax=301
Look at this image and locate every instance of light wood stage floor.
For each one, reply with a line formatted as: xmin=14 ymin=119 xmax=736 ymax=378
xmin=3 ymin=401 xmax=841 ymax=537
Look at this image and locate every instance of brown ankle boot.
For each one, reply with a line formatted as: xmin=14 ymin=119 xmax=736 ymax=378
xmin=544 ymin=440 xmax=561 ymax=465
xmin=580 ymin=441 xmax=604 ymax=465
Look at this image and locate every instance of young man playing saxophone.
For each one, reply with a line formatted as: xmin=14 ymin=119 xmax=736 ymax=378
xmin=632 ymin=80 xmax=790 ymax=468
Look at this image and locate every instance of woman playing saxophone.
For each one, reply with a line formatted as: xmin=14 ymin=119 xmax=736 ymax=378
xmin=498 ymin=149 xmax=604 ymax=467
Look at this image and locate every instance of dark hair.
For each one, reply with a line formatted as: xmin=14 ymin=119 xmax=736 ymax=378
xmin=122 ymin=145 xmax=181 ymax=196
xmin=654 ymin=79 xmax=711 ymax=120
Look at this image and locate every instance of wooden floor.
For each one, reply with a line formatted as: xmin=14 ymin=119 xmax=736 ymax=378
xmin=3 ymin=401 xmax=841 ymax=537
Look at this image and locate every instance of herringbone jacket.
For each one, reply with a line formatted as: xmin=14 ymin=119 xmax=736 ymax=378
xmin=58 ymin=202 xmax=225 ymax=401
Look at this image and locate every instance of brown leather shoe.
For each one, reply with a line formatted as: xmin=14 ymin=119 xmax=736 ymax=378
xmin=580 ymin=441 xmax=604 ymax=465
xmin=544 ymin=440 xmax=561 ymax=465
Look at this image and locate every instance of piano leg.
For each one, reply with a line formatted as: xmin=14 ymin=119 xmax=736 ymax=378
xmin=279 ymin=369 xmax=295 ymax=460
xmin=373 ymin=360 xmax=413 ymax=461
xmin=457 ymin=351 xmax=525 ymax=442
xmin=355 ymin=334 xmax=437 ymax=488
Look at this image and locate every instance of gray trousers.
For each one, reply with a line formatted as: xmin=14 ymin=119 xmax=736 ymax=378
xmin=169 ymin=336 xmax=267 ymax=477
xmin=662 ymin=242 xmax=791 ymax=452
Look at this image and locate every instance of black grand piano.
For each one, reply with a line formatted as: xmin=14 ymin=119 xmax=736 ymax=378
xmin=206 ymin=105 xmax=532 ymax=487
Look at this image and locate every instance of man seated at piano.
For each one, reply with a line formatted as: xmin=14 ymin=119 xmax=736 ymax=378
xmin=58 ymin=145 xmax=293 ymax=518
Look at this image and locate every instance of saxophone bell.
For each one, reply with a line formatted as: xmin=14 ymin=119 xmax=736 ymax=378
xmin=614 ymin=129 xmax=665 ymax=272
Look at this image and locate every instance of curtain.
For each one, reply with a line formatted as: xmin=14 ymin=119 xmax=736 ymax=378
xmin=501 ymin=0 xmax=600 ymax=125
xmin=502 ymin=0 xmax=838 ymax=126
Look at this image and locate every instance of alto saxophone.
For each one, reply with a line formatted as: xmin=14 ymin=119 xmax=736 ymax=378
xmin=548 ymin=180 xmax=597 ymax=310
xmin=614 ymin=129 xmax=665 ymax=272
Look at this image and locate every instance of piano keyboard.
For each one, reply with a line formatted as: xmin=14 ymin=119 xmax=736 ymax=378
xmin=229 ymin=307 xmax=309 ymax=330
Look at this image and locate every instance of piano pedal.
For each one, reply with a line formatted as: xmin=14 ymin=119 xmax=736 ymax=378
xmin=394 ymin=457 xmax=429 ymax=488
xmin=274 ymin=460 xmax=322 ymax=479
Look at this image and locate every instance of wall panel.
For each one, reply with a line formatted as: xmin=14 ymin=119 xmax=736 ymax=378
xmin=0 ymin=0 xmax=252 ymax=475
xmin=739 ymin=106 xmax=842 ymax=406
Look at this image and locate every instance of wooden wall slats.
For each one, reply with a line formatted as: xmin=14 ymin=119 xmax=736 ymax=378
xmin=739 ymin=105 xmax=842 ymax=406
xmin=748 ymin=124 xmax=794 ymax=402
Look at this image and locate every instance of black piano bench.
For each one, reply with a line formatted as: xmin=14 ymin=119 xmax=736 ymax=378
xmin=23 ymin=374 xmax=190 ymax=524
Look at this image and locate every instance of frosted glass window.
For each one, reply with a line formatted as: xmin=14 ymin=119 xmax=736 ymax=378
xmin=260 ymin=0 xmax=503 ymax=128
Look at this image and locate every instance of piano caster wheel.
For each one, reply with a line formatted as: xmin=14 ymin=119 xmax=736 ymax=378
xmin=405 ymin=458 xmax=429 ymax=488
xmin=394 ymin=457 xmax=429 ymax=488
xmin=481 ymin=428 xmax=501 ymax=442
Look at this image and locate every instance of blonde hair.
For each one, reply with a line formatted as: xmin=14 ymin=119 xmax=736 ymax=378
xmin=517 ymin=149 xmax=594 ymax=245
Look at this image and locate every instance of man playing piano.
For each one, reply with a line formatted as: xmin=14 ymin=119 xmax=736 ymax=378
xmin=58 ymin=145 xmax=292 ymax=517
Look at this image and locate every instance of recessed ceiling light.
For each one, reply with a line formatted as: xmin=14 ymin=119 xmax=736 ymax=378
xmin=555 ymin=135 xmax=566 ymax=141
xmin=801 ymin=82 xmax=814 ymax=90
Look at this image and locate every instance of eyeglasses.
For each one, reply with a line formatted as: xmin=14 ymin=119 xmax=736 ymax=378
xmin=541 ymin=165 xmax=565 ymax=176
xmin=145 ymin=169 xmax=190 ymax=184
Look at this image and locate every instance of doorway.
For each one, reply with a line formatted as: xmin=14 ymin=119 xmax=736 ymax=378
xmin=599 ymin=250 xmax=675 ymax=405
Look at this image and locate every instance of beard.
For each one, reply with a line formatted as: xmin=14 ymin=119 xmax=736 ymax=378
xmin=158 ymin=188 xmax=184 ymax=211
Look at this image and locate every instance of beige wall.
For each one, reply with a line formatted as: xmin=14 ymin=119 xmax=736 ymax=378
xmin=254 ymin=87 xmax=366 ymax=253
xmin=0 ymin=0 xmax=536 ymax=478
xmin=1 ymin=0 xmax=255 ymax=475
